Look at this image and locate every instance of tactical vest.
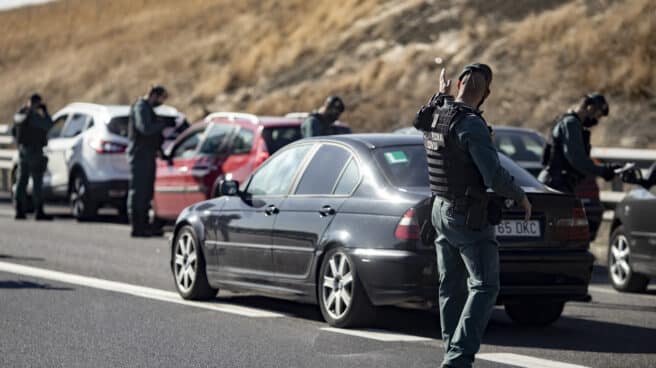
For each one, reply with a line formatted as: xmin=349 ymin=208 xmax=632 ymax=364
xmin=14 ymin=109 xmax=48 ymax=148
xmin=543 ymin=113 xmax=586 ymax=184
xmin=128 ymin=99 xmax=162 ymax=156
xmin=423 ymin=103 xmax=486 ymax=199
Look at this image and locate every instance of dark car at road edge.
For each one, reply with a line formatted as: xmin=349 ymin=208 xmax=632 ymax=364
xmin=169 ymin=134 xmax=594 ymax=328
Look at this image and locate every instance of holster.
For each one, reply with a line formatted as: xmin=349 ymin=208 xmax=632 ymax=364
xmin=464 ymin=187 xmax=489 ymax=231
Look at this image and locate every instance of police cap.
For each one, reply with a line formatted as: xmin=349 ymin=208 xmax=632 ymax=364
xmin=30 ymin=93 xmax=42 ymax=104
xmin=458 ymin=63 xmax=493 ymax=86
xmin=325 ymin=95 xmax=345 ymax=114
xmin=585 ymin=92 xmax=609 ymax=116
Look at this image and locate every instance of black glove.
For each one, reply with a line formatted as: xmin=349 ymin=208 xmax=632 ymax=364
xmin=601 ymin=163 xmax=620 ymax=181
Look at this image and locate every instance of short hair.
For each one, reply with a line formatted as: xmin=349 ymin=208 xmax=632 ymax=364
xmin=29 ymin=93 xmax=42 ymax=104
xmin=149 ymin=85 xmax=168 ymax=98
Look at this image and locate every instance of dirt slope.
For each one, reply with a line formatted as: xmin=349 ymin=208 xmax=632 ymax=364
xmin=0 ymin=0 xmax=654 ymax=147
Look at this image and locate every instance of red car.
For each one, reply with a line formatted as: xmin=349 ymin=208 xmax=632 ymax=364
xmin=153 ymin=112 xmax=350 ymax=222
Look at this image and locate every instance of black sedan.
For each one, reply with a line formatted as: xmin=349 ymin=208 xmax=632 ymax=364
xmin=170 ymin=134 xmax=594 ymax=328
xmin=608 ymin=164 xmax=656 ymax=292
xmin=395 ymin=125 xmax=605 ymax=241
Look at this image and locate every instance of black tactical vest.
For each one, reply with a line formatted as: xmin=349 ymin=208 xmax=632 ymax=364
xmin=423 ymin=103 xmax=486 ymax=199
xmin=14 ymin=109 xmax=48 ymax=148
xmin=543 ymin=113 xmax=586 ymax=184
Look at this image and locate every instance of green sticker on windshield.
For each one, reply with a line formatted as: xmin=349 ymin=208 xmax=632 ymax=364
xmin=384 ymin=151 xmax=409 ymax=164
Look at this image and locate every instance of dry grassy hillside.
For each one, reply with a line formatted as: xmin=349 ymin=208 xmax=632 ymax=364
xmin=0 ymin=0 xmax=654 ymax=147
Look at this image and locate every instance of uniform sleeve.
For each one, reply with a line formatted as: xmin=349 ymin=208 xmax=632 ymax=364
xmin=301 ymin=116 xmax=321 ymax=138
xmin=560 ymin=118 xmax=605 ymax=177
xmin=457 ymin=117 xmax=526 ymax=202
xmin=134 ymin=102 xmax=167 ymax=136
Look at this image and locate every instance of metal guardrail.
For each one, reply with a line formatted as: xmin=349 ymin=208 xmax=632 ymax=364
xmin=0 ymin=125 xmax=14 ymax=192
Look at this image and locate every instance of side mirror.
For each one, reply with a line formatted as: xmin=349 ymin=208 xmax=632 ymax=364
xmin=219 ymin=179 xmax=240 ymax=197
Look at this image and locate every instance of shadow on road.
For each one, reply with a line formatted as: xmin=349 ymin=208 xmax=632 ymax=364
xmin=485 ymin=309 xmax=656 ymax=354
xmin=0 ymin=280 xmax=73 ymax=291
xmin=212 ymin=293 xmax=656 ymax=354
xmin=0 ymin=254 xmax=45 ymax=262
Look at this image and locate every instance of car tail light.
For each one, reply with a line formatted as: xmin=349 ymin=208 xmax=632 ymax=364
xmin=89 ymin=139 xmax=127 ymax=154
xmin=555 ymin=206 xmax=590 ymax=241
xmin=395 ymin=208 xmax=421 ymax=240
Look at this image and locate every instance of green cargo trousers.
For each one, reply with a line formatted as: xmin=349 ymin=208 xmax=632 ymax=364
xmin=15 ymin=146 xmax=47 ymax=214
xmin=432 ymin=198 xmax=500 ymax=368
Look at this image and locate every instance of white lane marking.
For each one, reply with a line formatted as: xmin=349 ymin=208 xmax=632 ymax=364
xmin=589 ymin=285 xmax=656 ymax=301
xmin=321 ymin=327 xmax=431 ymax=342
xmin=0 ymin=261 xmax=283 ymax=318
xmin=478 ymin=353 xmax=590 ymax=368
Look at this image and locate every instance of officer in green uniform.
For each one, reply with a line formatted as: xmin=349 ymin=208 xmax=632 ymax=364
xmin=127 ymin=85 xmax=172 ymax=237
xmin=301 ymin=96 xmax=349 ymax=137
xmin=12 ymin=94 xmax=54 ymax=220
xmin=414 ymin=65 xmax=531 ymax=368
xmin=539 ymin=93 xmax=617 ymax=193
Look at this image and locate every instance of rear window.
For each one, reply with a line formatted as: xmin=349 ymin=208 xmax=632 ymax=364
xmin=107 ymin=117 xmax=129 ymax=137
xmin=262 ymin=126 xmax=302 ymax=154
xmin=494 ymin=130 xmax=546 ymax=163
xmin=374 ymin=145 xmax=544 ymax=190
xmin=107 ymin=115 xmax=177 ymax=138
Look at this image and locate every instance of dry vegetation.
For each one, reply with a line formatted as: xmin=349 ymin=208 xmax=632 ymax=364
xmin=0 ymin=0 xmax=654 ymax=147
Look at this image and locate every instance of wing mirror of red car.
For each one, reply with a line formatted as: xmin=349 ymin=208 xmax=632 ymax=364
xmin=219 ymin=179 xmax=240 ymax=197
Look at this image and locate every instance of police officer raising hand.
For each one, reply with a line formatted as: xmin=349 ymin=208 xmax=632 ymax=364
xmin=414 ymin=64 xmax=529 ymax=368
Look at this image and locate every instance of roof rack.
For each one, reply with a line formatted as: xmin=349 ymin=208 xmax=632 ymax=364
xmin=205 ymin=112 xmax=259 ymax=124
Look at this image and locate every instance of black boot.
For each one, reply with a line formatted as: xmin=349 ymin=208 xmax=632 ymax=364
xmin=35 ymin=207 xmax=53 ymax=221
xmin=14 ymin=201 xmax=27 ymax=220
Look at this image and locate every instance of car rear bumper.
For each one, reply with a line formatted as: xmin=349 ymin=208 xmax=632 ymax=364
xmin=349 ymin=247 xmax=594 ymax=307
xmin=88 ymin=180 xmax=129 ymax=204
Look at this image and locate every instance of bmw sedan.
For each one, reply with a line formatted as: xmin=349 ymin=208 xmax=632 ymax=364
xmin=170 ymin=134 xmax=594 ymax=328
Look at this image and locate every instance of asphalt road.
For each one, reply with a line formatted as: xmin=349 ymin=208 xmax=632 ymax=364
xmin=0 ymin=201 xmax=655 ymax=368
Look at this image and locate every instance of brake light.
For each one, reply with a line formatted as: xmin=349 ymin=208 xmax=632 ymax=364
xmin=395 ymin=208 xmax=421 ymax=240
xmin=89 ymin=139 xmax=127 ymax=154
xmin=555 ymin=206 xmax=590 ymax=241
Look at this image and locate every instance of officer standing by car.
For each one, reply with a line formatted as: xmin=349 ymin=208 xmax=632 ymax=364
xmin=301 ymin=95 xmax=348 ymax=137
xmin=12 ymin=93 xmax=54 ymax=221
xmin=539 ymin=93 xmax=617 ymax=193
xmin=413 ymin=64 xmax=531 ymax=368
xmin=127 ymin=85 xmax=173 ymax=237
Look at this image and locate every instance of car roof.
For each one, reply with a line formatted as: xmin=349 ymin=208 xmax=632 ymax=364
xmin=310 ymin=133 xmax=423 ymax=149
xmin=62 ymin=102 xmax=179 ymax=118
xmin=205 ymin=112 xmax=304 ymax=128
xmin=493 ymin=125 xmax=543 ymax=135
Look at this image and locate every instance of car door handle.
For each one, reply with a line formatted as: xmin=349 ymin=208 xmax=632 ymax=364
xmin=264 ymin=205 xmax=279 ymax=216
xmin=319 ymin=205 xmax=336 ymax=217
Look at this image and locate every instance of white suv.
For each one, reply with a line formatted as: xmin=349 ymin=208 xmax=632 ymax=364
xmin=14 ymin=102 xmax=180 ymax=220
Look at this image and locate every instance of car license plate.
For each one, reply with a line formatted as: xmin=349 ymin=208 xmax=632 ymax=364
xmin=495 ymin=220 xmax=541 ymax=237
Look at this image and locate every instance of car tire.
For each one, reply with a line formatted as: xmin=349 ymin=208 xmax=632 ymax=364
xmin=608 ymin=226 xmax=649 ymax=292
xmin=504 ymin=301 xmax=564 ymax=327
xmin=172 ymin=225 xmax=217 ymax=300
xmin=70 ymin=172 xmax=97 ymax=221
xmin=318 ymin=248 xmax=374 ymax=328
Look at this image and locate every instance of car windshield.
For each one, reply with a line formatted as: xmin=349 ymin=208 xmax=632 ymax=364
xmin=374 ymin=145 xmax=544 ymax=190
xmin=107 ymin=116 xmax=129 ymax=137
xmin=262 ymin=126 xmax=302 ymax=154
xmin=107 ymin=115 xmax=177 ymax=138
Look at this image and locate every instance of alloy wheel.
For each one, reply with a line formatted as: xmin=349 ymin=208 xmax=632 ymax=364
xmin=71 ymin=177 xmax=86 ymax=217
xmin=322 ymin=252 xmax=354 ymax=320
xmin=174 ymin=232 xmax=198 ymax=293
xmin=610 ymin=234 xmax=631 ymax=285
